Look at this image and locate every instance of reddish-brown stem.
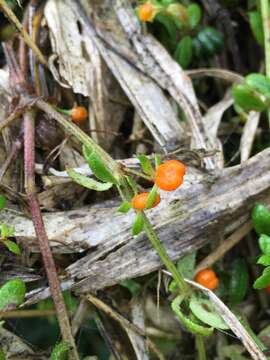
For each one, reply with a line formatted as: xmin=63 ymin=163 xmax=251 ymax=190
xmin=23 ymin=110 xmax=79 ymax=360
xmin=18 ymin=6 xmax=29 ymax=77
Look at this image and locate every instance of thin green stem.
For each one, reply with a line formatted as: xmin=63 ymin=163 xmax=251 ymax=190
xmin=260 ymin=0 xmax=270 ymax=123
xmin=142 ymin=213 xmax=189 ymax=294
xmin=196 ymin=335 xmax=207 ymax=360
xmin=56 ymin=107 xmax=72 ymax=116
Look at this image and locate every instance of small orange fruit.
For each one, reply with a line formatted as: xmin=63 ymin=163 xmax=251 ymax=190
xmin=265 ymin=285 xmax=270 ymax=294
xmin=138 ymin=3 xmax=155 ymax=22
xmin=195 ymin=269 xmax=219 ymax=290
xmin=131 ymin=192 xmax=161 ymax=210
xmin=155 ymin=160 xmax=186 ymax=191
xmin=71 ymin=106 xmax=88 ymax=123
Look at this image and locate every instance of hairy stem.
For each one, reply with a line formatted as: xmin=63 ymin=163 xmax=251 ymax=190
xmin=23 ymin=110 xmax=79 ymax=360
xmin=142 ymin=213 xmax=189 ymax=294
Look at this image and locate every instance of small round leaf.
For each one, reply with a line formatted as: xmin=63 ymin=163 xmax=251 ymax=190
xmin=252 ymin=203 xmax=270 ymax=236
xmin=0 ymin=279 xmax=26 ymax=310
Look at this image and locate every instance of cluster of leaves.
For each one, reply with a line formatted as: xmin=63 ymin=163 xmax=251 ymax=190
xmin=68 ymin=145 xmax=118 ymax=192
xmin=252 ymin=203 xmax=270 ymax=288
xmin=68 ymin=147 xmax=162 ymax=236
xmin=140 ymin=0 xmax=224 ymax=68
xmin=118 ymin=154 xmax=161 ymax=235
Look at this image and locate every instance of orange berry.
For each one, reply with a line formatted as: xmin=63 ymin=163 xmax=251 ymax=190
xmin=265 ymin=285 xmax=270 ymax=294
xmin=195 ymin=269 xmax=219 ymax=290
xmin=155 ymin=160 xmax=186 ymax=191
xmin=131 ymin=192 xmax=161 ymax=210
xmin=138 ymin=3 xmax=155 ymax=22
xmin=71 ymin=106 xmax=88 ymax=123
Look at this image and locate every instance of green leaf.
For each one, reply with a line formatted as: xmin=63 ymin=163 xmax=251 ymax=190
xmin=82 ymin=145 xmax=118 ymax=185
xmin=246 ymin=73 xmax=270 ymax=98
xmin=252 ymin=203 xmax=270 ymax=236
xmin=67 ymin=169 xmax=113 ymax=192
xmin=121 ymin=279 xmax=142 ymax=296
xmin=0 ymin=224 xmax=15 ymax=239
xmin=253 ymin=266 xmax=270 ymax=289
xmin=187 ymin=4 xmax=201 ymax=29
xmin=203 ymin=27 xmax=224 ymax=51
xmin=145 ymin=185 xmax=159 ymax=209
xmin=167 ymin=4 xmax=189 ymax=27
xmin=0 ymin=279 xmax=26 ymax=310
xmin=3 ymin=240 xmax=21 ymax=255
xmin=197 ymin=27 xmax=224 ymax=57
xmin=155 ymin=14 xmax=178 ymax=48
xmin=0 ymin=195 xmax=6 ymax=211
xmin=137 ymin=154 xmax=154 ymax=176
xmin=132 ymin=212 xmax=144 ymax=236
xmin=228 ymin=259 xmax=248 ymax=305
xmin=171 ymin=295 xmax=213 ymax=336
xmin=257 ymin=254 xmax=270 ymax=266
xmin=174 ymin=36 xmax=193 ymax=69
xmin=117 ymin=201 xmax=131 ymax=213
xmin=177 ymin=252 xmax=196 ymax=279
xmin=189 ymin=295 xmax=229 ymax=330
xmin=169 ymin=280 xmax=178 ymax=293
xmin=249 ymin=11 xmax=264 ymax=46
xmin=259 ymin=234 xmax=270 ymax=255
xmin=232 ymin=84 xmax=267 ymax=112
xmin=50 ymin=341 xmax=70 ymax=360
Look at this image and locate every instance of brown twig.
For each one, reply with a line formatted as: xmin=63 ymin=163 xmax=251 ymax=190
xmin=0 ymin=309 xmax=57 ymax=318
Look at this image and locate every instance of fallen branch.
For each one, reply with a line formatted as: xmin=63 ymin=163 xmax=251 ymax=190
xmin=2 ymin=147 xmax=269 ymax=304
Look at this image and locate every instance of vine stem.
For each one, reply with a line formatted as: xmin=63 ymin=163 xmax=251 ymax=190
xmin=142 ymin=214 xmax=189 ymax=294
xmin=23 ymin=110 xmax=79 ymax=360
xmin=195 ymin=335 xmax=207 ymax=360
xmin=260 ymin=0 xmax=270 ymax=124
